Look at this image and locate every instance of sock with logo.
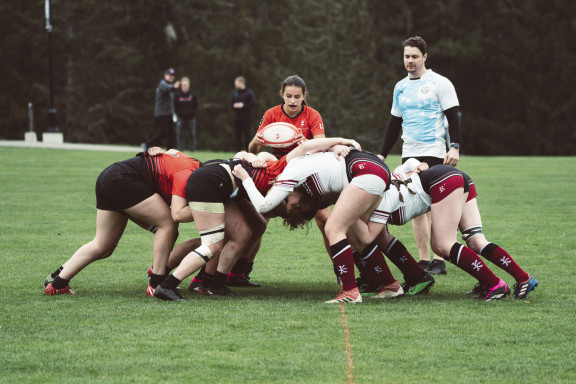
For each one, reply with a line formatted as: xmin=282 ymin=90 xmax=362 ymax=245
xmin=330 ymin=239 xmax=357 ymax=291
xmin=448 ymin=243 xmax=499 ymax=287
xmin=480 ymin=243 xmax=529 ymax=283
xmin=384 ymin=238 xmax=425 ymax=281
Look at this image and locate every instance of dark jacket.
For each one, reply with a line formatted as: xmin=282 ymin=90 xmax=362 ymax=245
xmin=174 ymin=90 xmax=199 ymax=119
xmin=154 ymin=79 xmax=176 ymax=117
xmin=230 ymin=88 xmax=256 ymax=120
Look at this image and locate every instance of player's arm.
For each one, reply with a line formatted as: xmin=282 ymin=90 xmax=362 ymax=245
xmin=248 ymin=137 xmax=263 ymax=154
xmin=378 ymin=115 xmax=403 ymax=161
xmin=444 ymin=106 xmax=461 ymax=166
xmin=231 ymin=164 xmax=289 ymax=213
xmin=286 ymin=138 xmax=360 ymax=162
xmin=170 ymin=195 xmax=194 ymax=223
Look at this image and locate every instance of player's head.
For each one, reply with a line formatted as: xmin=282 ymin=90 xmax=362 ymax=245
xmin=235 ymin=76 xmax=246 ymax=90
xmin=280 ymin=75 xmax=307 ymax=114
xmin=283 ymin=189 xmax=318 ymax=230
xmin=403 ymin=36 xmax=427 ymax=76
xmin=181 ymin=77 xmax=190 ymax=92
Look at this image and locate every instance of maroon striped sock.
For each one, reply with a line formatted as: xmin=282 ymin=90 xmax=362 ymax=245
xmin=330 ymin=239 xmax=357 ymax=290
xmin=384 ymin=238 xmax=425 ymax=281
xmin=358 ymin=242 xmax=396 ymax=286
xmin=480 ymin=243 xmax=529 ymax=283
xmin=449 ymin=243 xmax=499 ymax=286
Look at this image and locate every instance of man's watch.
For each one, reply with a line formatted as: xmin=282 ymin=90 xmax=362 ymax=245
xmin=450 ymin=143 xmax=460 ymax=150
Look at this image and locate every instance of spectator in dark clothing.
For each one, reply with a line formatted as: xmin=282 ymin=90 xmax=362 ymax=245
xmin=230 ymin=76 xmax=256 ymax=151
xmin=142 ymin=68 xmax=180 ymax=151
xmin=174 ymin=77 xmax=199 ymax=152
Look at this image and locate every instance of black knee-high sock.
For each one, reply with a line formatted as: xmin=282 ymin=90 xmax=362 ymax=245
xmin=51 ymin=276 xmax=70 ymax=289
xmin=244 ymin=261 xmax=254 ymax=276
xmin=211 ymin=271 xmax=228 ymax=289
xmin=160 ymin=275 xmax=182 ymax=290
xmin=231 ymin=258 xmax=248 ymax=275
xmin=51 ymin=266 xmax=64 ymax=278
xmin=149 ymin=273 xmax=167 ymax=288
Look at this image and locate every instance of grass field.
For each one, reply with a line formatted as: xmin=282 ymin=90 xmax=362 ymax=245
xmin=1 ymin=147 xmax=575 ymax=383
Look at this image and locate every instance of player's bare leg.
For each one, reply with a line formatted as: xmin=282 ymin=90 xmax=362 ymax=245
xmin=324 ymin=185 xmax=382 ymax=303
xmin=155 ymin=210 xmax=225 ymax=301
xmin=414 ymin=211 xmax=446 ymax=274
xmin=430 ymin=190 xmax=506 ymax=300
xmin=460 ymin=198 xmax=534 ymax=298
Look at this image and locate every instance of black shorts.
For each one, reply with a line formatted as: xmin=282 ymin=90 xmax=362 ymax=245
xmin=402 ymin=156 xmax=444 ymax=167
xmin=95 ymin=163 xmax=155 ymax=211
xmin=185 ymin=163 xmax=235 ymax=203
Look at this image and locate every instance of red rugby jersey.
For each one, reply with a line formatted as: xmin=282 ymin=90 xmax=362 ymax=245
xmin=142 ymin=152 xmax=201 ymax=203
xmin=257 ymin=104 xmax=325 ymax=157
xmin=238 ymin=155 xmax=288 ymax=198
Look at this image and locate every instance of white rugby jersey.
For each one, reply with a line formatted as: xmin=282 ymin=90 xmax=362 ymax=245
xmin=370 ymin=162 xmax=431 ymax=225
xmin=275 ymin=152 xmax=348 ymax=195
xmin=242 ymin=152 xmax=348 ymax=213
xmin=391 ymin=69 xmax=459 ymax=159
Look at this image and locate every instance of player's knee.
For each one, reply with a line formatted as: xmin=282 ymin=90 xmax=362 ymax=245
xmin=430 ymin=240 xmax=451 ymax=259
xmin=323 ymin=221 xmax=343 ymax=243
xmin=461 ymin=226 xmax=486 ymax=252
xmin=95 ymin=241 xmax=117 ymax=260
xmin=199 ymin=224 xmax=225 ymax=253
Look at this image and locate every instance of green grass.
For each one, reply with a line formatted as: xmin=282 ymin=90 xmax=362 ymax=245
xmin=0 ymin=148 xmax=575 ymax=383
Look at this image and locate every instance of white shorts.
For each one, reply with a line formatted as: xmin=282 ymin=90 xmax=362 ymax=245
xmin=350 ymin=174 xmax=387 ymax=196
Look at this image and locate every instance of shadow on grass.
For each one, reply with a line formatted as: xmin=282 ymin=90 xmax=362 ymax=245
xmin=44 ymin=278 xmax=490 ymax=305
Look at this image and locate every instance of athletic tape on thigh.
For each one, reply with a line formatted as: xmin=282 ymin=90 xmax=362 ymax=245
xmin=461 ymin=226 xmax=483 ymax=241
xmin=200 ymin=224 xmax=225 ymax=246
xmin=189 ymin=201 xmax=225 ymax=213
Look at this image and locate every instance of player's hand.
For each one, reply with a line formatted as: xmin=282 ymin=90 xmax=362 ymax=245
xmin=330 ymin=145 xmax=350 ymax=159
xmin=294 ymin=133 xmax=306 ymax=146
xmin=251 ymin=158 xmax=267 ymax=168
xmin=174 ymin=81 xmax=180 ymax=89
xmin=377 ymin=154 xmax=386 ymax=162
xmin=444 ymin=147 xmax=459 ymax=166
xmin=416 ymin=162 xmax=429 ymax=173
xmin=340 ymin=139 xmax=361 ymax=150
xmin=147 ymin=147 xmax=165 ymax=156
xmin=233 ymin=102 xmax=244 ymax=108
xmin=232 ymin=164 xmax=250 ymax=181
xmin=254 ymin=134 xmax=267 ymax=146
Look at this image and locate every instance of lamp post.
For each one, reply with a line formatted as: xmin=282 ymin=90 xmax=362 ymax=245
xmin=45 ymin=0 xmax=58 ymax=132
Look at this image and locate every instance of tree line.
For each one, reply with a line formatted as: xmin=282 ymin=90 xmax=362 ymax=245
xmin=2 ymin=0 xmax=574 ymax=155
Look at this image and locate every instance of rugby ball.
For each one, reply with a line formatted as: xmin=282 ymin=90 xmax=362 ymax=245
xmin=259 ymin=122 xmax=300 ymax=148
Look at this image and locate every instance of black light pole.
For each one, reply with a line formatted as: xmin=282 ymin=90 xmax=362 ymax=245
xmin=45 ymin=0 xmax=58 ymax=132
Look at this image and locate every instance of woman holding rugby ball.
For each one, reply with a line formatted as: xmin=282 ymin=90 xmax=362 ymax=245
xmin=243 ymin=75 xmax=332 ymax=284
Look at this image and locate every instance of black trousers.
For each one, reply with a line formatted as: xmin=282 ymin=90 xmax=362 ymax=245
xmin=146 ymin=115 xmax=175 ymax=150
xmin=234 ymin=118 xmax=252 ymax=151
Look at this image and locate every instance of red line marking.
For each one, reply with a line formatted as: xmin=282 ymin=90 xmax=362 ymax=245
xmin=339 ymin=303 xmax=355 ymax=384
